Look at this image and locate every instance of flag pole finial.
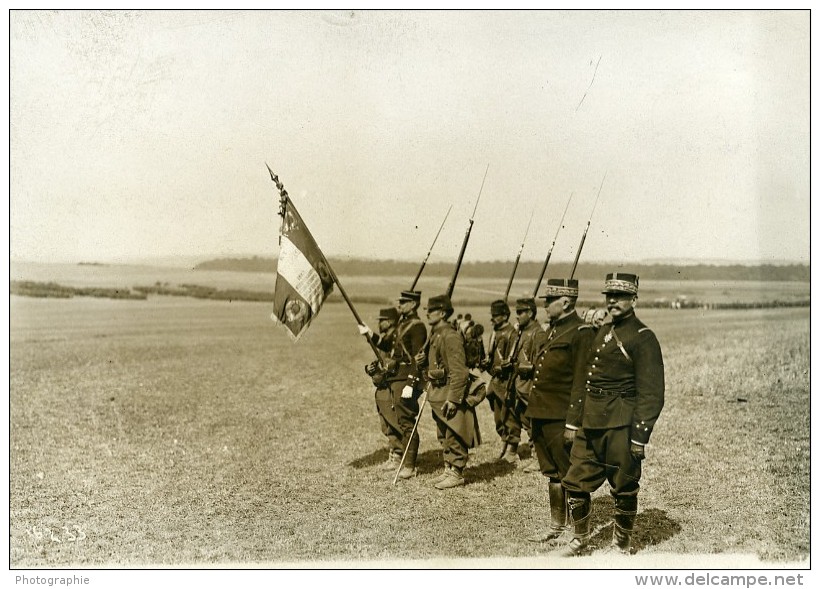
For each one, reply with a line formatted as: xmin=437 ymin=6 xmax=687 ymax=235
xmin=266 ymin=163 xmax=289 ymax=217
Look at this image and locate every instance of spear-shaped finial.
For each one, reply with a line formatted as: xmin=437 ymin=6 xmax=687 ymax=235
xmin=266 ymin=163 xmax=289 ymax=217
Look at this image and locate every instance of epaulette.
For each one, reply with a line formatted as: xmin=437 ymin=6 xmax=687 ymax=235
xmin=578 ymin=324 xmax=593 ymax=331
xmin=637 ymin=327 xmax=653 ymax=334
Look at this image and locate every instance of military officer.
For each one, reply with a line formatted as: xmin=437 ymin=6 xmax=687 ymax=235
xmin=508 ymin=297 xmax=548 ymax=468
xmin=418 ymin=294 xmax=480 ymax=489
xmin=360 ymin=290 xmax=427 ymax=479
xmin=525 ymin=279 xmax=595 ymax=543
xmin=561 ymin=273 xmax=665 ymax=556
xmin=482 ymin=300 xmax=519 ymax=462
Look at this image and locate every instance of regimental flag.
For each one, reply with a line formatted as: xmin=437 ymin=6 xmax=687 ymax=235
xmin=271 ymin=199 xmax=335 ymax=341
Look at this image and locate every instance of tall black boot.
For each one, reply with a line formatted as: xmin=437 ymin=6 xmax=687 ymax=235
xmin=612 ymin=495 xmax=638 ymax=554
xmin=560 ymin=492 xmax=591 ymax=556
xmin=528 ymin=481 xmax=567 ymax=543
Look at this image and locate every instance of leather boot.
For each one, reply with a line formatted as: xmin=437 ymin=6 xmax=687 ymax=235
xmin=501 ymin=443 xmax=520 ymax=465
xmin=431 ymin=464 xmax=451 ymax=484
xmin=380 ymin=452 xmax=401 ymax=471
xmin=434 ymin=466 xmax=465 ymax=490
xmin=528 ymin=482 xmax=567 ymax=543
xmin=612 ymin=495 xmax=638 ymax=554
xmin=560 ymin=493 xmax=591 ymax=557
xmin=397 ymin=434 xmax=419 ymax=479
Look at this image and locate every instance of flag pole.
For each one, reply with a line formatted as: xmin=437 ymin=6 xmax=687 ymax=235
xmin=267 ymin=165 xmax=382 ymax=361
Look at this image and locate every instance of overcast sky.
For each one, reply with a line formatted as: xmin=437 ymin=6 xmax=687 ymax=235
xmin=9 ymin=10 xmax=810 ymax=265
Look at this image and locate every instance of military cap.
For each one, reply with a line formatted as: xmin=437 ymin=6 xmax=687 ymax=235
xmin=602 ymin=272 xmax=639 ymax=295
xmin=399 ymin=290 xmax=422 ymax=303
xmin=539 ymin=278 xmax=579 ymax=299
xmin=378 ymin=307 xmax=399 ymax=322
xmin=426 ymin=294 xmax=454 ymax=313
xmin=490 ymin=299 xmax=510 ymax=316
xmin=515 ymin=297 xmax=537 ymax=313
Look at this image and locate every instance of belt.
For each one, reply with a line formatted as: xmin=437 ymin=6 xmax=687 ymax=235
xmin=585 ymin=385 xmax=636 ymax=398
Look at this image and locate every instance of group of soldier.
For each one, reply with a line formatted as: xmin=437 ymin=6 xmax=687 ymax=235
xmin=358 ymin=272 xmax=665 ymax=557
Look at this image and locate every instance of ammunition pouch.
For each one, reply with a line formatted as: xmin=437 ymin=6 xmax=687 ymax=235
xmin=365 ymin=360 xmax=394 ymax=387
xmin=465 ymin=374 xmax=487 ymax=408
xmin=427 ymin=367 xmax=447 ymax=387
xmin=516 ymin=362 xmax=534 ymax=379
xmin=493 ymin=362 xmax=513 ymax=380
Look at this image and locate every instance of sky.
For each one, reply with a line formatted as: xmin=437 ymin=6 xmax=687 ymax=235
xmin=8 ymin=10 xmax=811 ymax=266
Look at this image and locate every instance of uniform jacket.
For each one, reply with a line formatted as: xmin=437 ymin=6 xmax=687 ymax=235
xmin=370 ymin=312 xmax=427 ymax=385
xmin=488 ymin=321 xmax=516 ymax=398
xmin=427 ymin=321 xmax=469 ymax=405
xmin=394 ymin=312 xmax=427 ymax=385
xmin=427 ymin=320 xmax=479 ymax=447
xmin=513 ymin=320 xmax=548 ymax=400
xmin=565 ymin=311 xmax=665 ymax=445
xmin=527 ymin=311 xmax=594 ymax=420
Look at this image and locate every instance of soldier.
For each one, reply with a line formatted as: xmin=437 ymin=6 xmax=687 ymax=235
xmin=507 ymin=297 xmax=548 ymax=468
xmin=483 ymin=299 xmax=519 ymax=462
xmin=561 ymin=273 xmax=665 ymax=556
xmin=359 ymin=290 xmax=427 ymax=479
xmin=525 ymin=279 xmax=595 ymax=544
xmin=362 ymin=307 xmax=402 ymax=470
xmin=418 ymin=294 xmax=480 ymax=490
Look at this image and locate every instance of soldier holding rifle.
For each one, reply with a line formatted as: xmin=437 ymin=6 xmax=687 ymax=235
xmin=360 ymin=290 xmax=427 ymax=480
xmin=504 ymin=297 xmax=548 ymax=467
xmin=561 ymin=273 xmax=665 ymax=556
xmin=416 ymin=294 xmax=481 ymax=490
xmin=483 ymin=299 xmax=519 ymax=462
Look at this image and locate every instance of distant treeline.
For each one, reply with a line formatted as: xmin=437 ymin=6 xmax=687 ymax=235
xmin=194 ymin=257 xmax=810 ymax=282
xmin=10 ymin=280 xmax=810 ymax=310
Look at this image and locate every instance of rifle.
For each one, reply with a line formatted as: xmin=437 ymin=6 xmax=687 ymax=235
xmin=446 ymin=164 xmax=489 ymax=299
xmin=410 ymin=205 xmax=452 ymax=291
xmin=532 ymin=192 xmax=572 ymax=297
xmin=503 ymin=209 xmax=535 ymax=303
xmin=570 ymin=171 xmax=606 ymax=280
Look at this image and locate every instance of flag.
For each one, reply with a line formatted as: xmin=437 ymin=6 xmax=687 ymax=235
xmin=271 ymin=199 xmax=335 ymax=341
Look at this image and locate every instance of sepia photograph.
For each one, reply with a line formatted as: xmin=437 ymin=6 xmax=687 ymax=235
xmin=7 ymin=7 xmax=812 ymax=585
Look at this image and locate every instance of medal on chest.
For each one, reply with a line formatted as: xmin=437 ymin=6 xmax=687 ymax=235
xmin=603 ymin=329 xmax=613 ymax=344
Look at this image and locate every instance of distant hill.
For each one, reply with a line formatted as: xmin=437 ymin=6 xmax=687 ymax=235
xmin=194 ymin=257 xmax=810 ymax=282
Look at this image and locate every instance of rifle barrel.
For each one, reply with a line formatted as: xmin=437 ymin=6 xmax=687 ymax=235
xmin=446 ymin=164 xmax=489 ymax=299
xmin=504 ymin=208 xmax=534 ymax=302
xmin=569 ymin=172 xmax=606 ymax=280
xmin=532 ymin=192 xmax=573 ymax=297
xmin=410 ymin=205 xmax=452 ymax=291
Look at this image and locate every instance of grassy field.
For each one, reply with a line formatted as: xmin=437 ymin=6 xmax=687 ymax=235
xmin=8 ymin=291 xmax=810 ymax=568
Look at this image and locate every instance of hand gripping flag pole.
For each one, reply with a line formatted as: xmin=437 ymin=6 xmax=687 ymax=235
xmin=266 ymin=164 xmax=383 ymax=364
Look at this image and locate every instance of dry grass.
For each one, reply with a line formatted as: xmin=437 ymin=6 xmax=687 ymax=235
xmin=9 ymin=294 xmax=810 ymax=568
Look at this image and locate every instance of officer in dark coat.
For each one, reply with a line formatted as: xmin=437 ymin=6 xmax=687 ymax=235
xmin=360 ymin=290 xmax=427 ymax=479
xmin=561 ymin=273 xmax=665 ymax=556
xmin=525 ymin=279 xmax=594 ymax=543
xmin=418 ymin=294 xmax=480 ymax=490
xmin=483 ymin=299 xmax=519 ymax=461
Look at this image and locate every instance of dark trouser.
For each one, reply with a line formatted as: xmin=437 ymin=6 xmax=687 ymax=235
xmin=487 ymin=392 xmax=522 ymax=445
xmin=389 ymin=381 xmax=420 ymax=467
xmin=431 ymin=411 xmax=469 ymax=471
xmin=375 ymin=386 xmax=402 ymax=456
xmin=562 ymin=426 xmax=641 ymax=498
xmin=531 ymin=418 xmax=570 ymax=480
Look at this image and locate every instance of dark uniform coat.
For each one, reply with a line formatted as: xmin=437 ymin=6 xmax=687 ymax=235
xmin=565 ymin=312 xmax=664 ymax=445
xmin=527 ymin=312 xmax=595 ymax=419
xmin=390 ymin=311 xmax=427 ymax=388
xmin=488 ymin=321 xmax=516 ymax=399
xmin=513 ymin=320 xmax=549 ymax=402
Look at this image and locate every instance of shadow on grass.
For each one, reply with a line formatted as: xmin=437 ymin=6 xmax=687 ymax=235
xmin=581 ymin=499 xmax=682 ymax=555
xmin=347 ymin=447 xmax=391 ymax=469
xmin=465 ymin=458 xmax=517 ymax=483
